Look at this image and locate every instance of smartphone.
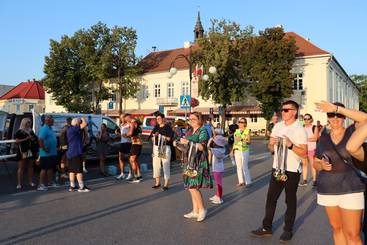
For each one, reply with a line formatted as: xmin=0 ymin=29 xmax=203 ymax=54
xmin=322 ymin=154 xmax=331 ymax=164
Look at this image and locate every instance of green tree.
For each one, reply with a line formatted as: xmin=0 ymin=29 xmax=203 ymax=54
xmin=248 ymin=27 xmax=298 ymax=120
xmin=351 ymin=74 xmax=367 ymax=112
xmin=193 ymin=19 xmax=254 ymax=126
xmin=43 ymin=22 xmax=140 ymax=113
xmin=108 ymin=26 xmax=141 ymax=115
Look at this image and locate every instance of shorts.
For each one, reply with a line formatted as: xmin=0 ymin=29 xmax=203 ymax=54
xmin=130 ymin=144 xmax=142 ymax=156
xmin=308 ymin=150 xmax=315 ymax=158
xmin=68 ymin=156 xmax=83 ymax=173
xmin=119 ymin=142 xmax=132 ymax=154
xmin=317 ymin=192 xmax=365 ymax=210
xmin=39 ymin=156 xmax=57 ymax=170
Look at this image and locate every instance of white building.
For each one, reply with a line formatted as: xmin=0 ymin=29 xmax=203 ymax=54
xmin=45 ymin=14 xmax=358 ymax=131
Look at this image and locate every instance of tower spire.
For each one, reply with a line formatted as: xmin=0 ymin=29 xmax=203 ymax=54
xmin=194 ymin=10 xmax=204 ymax=41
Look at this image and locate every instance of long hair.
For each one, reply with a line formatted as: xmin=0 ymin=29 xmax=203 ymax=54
xmin=19 ymin=118 xmax=31 ymax=133
xmin=190 ymin=112 xmax=203 ymax=127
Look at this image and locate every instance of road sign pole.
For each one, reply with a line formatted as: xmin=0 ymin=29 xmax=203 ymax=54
xmin=185 ymin=107 xmax=187 ymax=120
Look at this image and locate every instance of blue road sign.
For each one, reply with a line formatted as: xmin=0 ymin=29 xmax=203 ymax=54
xmin=159 ymin=105 xmax=164 ymax=113
xmin=180 ymin=95 xmax=191 ymax=109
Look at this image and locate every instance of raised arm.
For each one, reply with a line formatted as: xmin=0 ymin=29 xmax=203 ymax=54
xmin=346 ymin=121 xmax=367 ymax=162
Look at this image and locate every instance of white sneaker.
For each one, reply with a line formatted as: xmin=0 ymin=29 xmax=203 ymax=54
xmin=115 ymin=174 xmax=126 ymax=180
xmin=125 ymin=174 xmax=133 ymax=181
xmin=184 ymin=212 xmax=198 ymax=219
xmin=37 ymin=184 xmax=48 ymax=191
xmin=197 ymin=209 xmax=207 ymax=222
xmin=211 ymin=196 xmax=223 ymax=205
xmin=29 ymin=182 xmax=36 ymax=187
xmin=16 ymin=184 xmax=22 ymax=190
xmin=48 ymin=182 xmax=59 ymax=188
xmin=209 ymin=195 xmax=217 ymax=201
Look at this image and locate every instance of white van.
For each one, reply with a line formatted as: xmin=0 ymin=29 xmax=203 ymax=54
xmin=142 ymin=116 xmax=186 ymax=136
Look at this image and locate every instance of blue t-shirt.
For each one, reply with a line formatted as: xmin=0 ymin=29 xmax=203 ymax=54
xmin=38 ymin=125 xmax=57 ymax=157
xmin=66 ymin=126 xmax=83 ymax=159
xmin=203 ymin=124 xmax=213 ymax=138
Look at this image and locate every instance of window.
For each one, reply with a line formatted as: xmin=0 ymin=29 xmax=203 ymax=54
xmin=110 ymin=93 xmax=116 ymax=102
xmin=102 ymin=118 xmax=119 ymax=134
xmin=181 ymin=82 xmax=189 ymax=95
xmin=16 ymin=104 xmax=20 ymax=113
xmin=167 ymin=83 xmax=174 ymax=98
xmin=251 ymin=115 xmax=257 ymax=123
xmin=154 ymin=84 xmax=161 ymax=98
xmin=293 ymin=73 xmax=303 ymax=90
xmin=29 ymin=104 xmax=34 ymax=112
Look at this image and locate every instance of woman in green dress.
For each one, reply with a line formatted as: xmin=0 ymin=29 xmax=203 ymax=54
xmin=180 ymin=112 xmax=213 ymax=222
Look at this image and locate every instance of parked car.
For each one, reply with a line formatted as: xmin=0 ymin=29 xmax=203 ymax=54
xmin=0 ymin=110 xmax=120 ymax=160
xmin=142 ymin=116 xmax=186 ymax=137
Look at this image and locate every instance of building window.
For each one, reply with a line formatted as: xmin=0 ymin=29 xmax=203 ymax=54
xmin=251 ymin=115 xmax=257 ymax=123
xmin=293 ymin=73 xmax=303 ymax=90
xmin=29 ymin=104 xmax=34 ymax=112
xmin=181 ymin=81 xmax=189 ymax=95
xmin=154 ymin=84 xmax=161 ymax=98
xmin=16 ymin=104 xmax=20 ymax=113
xmin=110 ymin=93 xmax=116 ymax=102
xmin=167 ymin=83 xmax=174 ymax=98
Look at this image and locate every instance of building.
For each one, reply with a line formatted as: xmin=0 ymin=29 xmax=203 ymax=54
xmin=45 ymin=12 xmax=358 ymax=131
xmin=0 ymin=80 xmax=45 ymax=114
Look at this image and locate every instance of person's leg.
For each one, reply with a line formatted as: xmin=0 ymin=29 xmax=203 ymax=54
xmin=262 ymin=173 xmax=285 ymax=231
xmin=27 ymin=159 xmax=34 ymax=184
xmin=69 ymin=172 xmax=76 ymax=188
xmin=188 ymin=189 xmax=198 ymax=213
xmin=242 ymin=150 xmax=252 ymax=185
xmin=229 ymin=145 xmax=236 ymax=165
xmin=283 ymin=172 xmax=300 ymax=232
xmin=118 ymin=152 xmax=125 ymax=175
xmin=214 ymin=172 xmax=223 ymax=198
xmin=340 ymin=208 xmax=363 ymax=245
xmin=234 ymin=150 xmax=244 ymax=185
xmin=129 ymin=155 xmax=137 ymax=177
xmin=76 ymin=173 xmax=84 ymax=189
xmin=47 ymin=168 xmax=54 ymax=185
xmin=162 ymin=149 xmax=171 ymax=187
xmin=325 ymin=206 xmax=347 ymax=245
xmin=301 ymin=158 xmax=308 ymax=182
xmin=152 ymin=150 xmax=161 ymax=186
xmin=39 ymin=169 xmax=45 ymax=186
xmin=309 ymin=156 xmax=317 ymax=182
xmin=17 ymin=159 xmax=25 ymax=187
xmin=192 ymin=189 xmax=205 ymax=211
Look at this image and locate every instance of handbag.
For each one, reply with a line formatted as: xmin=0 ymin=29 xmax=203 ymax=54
xmin=329 ymin=139 xmax=367 ymax=183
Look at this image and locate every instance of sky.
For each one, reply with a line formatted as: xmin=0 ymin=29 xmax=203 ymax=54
xmin=0 ymin=0 xmax=366 ymax=85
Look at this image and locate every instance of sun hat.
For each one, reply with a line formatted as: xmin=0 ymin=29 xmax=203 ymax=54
xmin=213 ymin=135 xmax=226 ymax=147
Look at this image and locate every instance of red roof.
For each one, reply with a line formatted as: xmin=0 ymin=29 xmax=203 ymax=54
xmin=284 ymin=32 xmax=329 ymax=57
xmin=140 ymin=32 xmax=329 ymax=73
xmin=0 ymin=80 xmax=45 ymax=100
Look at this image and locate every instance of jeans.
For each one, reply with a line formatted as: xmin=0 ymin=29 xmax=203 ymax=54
xmin=262 ymin=169 xmax=301 ymax=232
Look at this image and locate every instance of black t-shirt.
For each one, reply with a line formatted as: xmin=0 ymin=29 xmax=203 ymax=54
xmin=15 ymin=129 xmax=38 ymax=153
xmin=152 ymin=124 xmax=174 ymax=146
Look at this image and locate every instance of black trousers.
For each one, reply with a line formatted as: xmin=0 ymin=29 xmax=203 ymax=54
xmin=262 ymin=169 xmax=300 ymax=232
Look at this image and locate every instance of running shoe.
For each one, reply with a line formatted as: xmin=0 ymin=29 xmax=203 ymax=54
xmin=37 ymin=184 xmax=48 ymax=191
xmin=68 ymin=186 xmax=76 ymax=192
xmin=162 ymin=186 xmax=169 ymax=191
xmin=136 ymin=176 xmax=143 ymax=181
xmin=16 ymin=184 xmax=22 ymax=190
xmin=279 ymin=231 xmax=293 ymax=243
xmin=78 ymin=186 xmax=91 ymax=192
xmin=211 ymin=195 xmax=223 ymax=204
xmin=197 ymin=209 xmax=207 ymax=222
xmin=298 ymin=180 xmax=308 ymax=186
xmin=115 ymin=174 xmax=126 ymax=180
xmin=184 ymin=212 xmax=198 ymax=219
xmin=125 ymin=174 xmax=133 ymax=181
xmin=152 ymin=184 xmax=161 ymax=189
xmin=209 ymin=195 xmax=217 ymax=201
xmin=250 ymin=227 xmax=273 ymax=237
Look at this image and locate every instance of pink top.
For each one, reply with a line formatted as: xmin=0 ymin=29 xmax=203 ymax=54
xmin=305 ymin=126 xmax=316 ymax=151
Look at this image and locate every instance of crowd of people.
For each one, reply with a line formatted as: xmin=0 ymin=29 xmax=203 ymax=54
xmin=12 ymin=99 xmax=367 ymax=243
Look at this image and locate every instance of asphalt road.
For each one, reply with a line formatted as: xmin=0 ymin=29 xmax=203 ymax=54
xmin=0 ymin=139 xmax=333 ymax=245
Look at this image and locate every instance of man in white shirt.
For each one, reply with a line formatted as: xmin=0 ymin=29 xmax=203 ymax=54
xmin=251 ymin=100 xmax=307 ymax=243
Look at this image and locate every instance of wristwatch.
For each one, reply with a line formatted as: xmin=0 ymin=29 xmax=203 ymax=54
xmin=288 ymin=144 xmax=294 ymax=150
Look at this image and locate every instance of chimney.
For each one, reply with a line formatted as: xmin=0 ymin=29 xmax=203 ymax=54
xmin=152 ymin=46 xmax=157 ymax=52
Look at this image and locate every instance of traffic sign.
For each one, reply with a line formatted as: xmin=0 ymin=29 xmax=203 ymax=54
xmin=159 ymin=105 xmax=164 ymax=113
xmin=180 ymin=95 xmax=191 ymax=109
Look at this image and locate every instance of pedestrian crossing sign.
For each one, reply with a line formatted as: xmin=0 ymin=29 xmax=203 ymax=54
xmin=180 ymin=95 xmax=191 ymax=109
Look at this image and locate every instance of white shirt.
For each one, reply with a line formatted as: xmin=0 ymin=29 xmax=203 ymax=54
xmin=271 ymin=120 xmax=307 ymax=173
xmin=120 ymin=123 xmax=131 ymax=143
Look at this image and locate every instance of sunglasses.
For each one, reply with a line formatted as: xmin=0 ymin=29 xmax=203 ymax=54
xmin=327 ymin=113 xmax=345 ymax=119
xmin=238 ymin=121 xmax=246 ymax=124
xmin=304 ymin=118 xmax=311 ymax=121
xmin=281 ymin=108 xmax=295 ymax=113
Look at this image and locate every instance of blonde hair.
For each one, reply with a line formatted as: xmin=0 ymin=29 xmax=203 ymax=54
xmin=71 ymin=118 xmax=81 ymax=126
xmin=19 ymin=118 xmax=31 ymax=132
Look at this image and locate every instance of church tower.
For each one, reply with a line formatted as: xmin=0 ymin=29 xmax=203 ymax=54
xmin=194 ymin=11 xmax=204 ymax=41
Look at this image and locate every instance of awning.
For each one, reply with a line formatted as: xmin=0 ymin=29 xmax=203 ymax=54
xmin=168 ymin=106 xmax=262 ymax=116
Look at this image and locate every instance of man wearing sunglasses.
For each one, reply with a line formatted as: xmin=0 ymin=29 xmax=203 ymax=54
xmin=251 ymin=100 xmax=307 ymax=242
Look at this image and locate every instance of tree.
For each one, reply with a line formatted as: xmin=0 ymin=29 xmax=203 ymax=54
xmin=193 ymin=19 xmax=254 ymax=126
xmin=248 ymin=27 xmax=297 ymax=120
xmin=108 ymin=26 xmax=141 ymax=115
xmin=43 ymin=22 xmax=140 ymax=113
xmin=351 ymin=74 xmax=367 ymax=112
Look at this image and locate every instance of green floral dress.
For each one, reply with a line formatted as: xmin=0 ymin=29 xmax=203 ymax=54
xmin=183 ymin=127 xmax=213 ymax=189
